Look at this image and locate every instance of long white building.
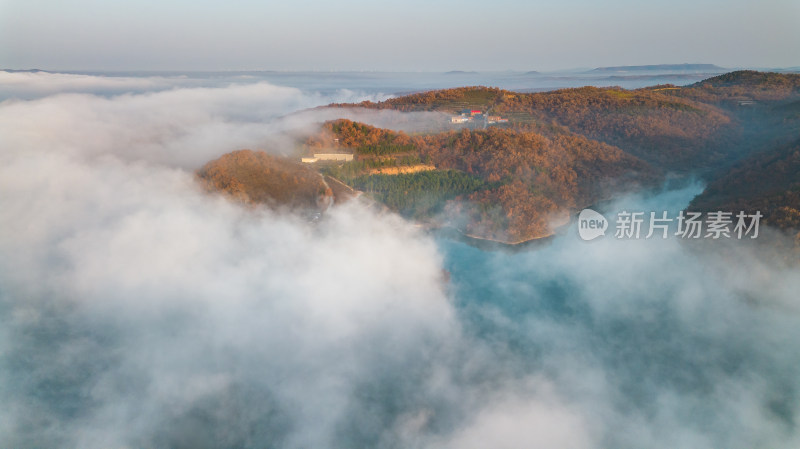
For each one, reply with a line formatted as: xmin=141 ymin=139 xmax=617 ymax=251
xmin=302 ymin=153 xmax=354 ymax=163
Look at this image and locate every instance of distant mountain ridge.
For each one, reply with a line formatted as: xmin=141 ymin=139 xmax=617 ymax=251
xmin=590 ymin=64 xmax=725 ymax=73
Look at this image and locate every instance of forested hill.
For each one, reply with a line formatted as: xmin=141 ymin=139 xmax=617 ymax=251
xmin=306 ymin=119 xmax=658 ymax=243
xmin=334 ymin=71 xmax=800 ymax=173
xmin=689 ymin=138 xmax=800 ymax=231
xmin=335 ymin=85 xmax=731 ymax=171
xmin=197 ymin=150 xmax=336 ymax=211
xmin=194 ymin=71 xmax=800 ymax=244
xmin=676 ymin=70 xmax=800 ymax=101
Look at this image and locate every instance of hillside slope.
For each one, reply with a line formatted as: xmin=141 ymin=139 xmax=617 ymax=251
xmin=690 ymin=138 xmax=800 ymax=231
xmin=671 ymin=70 xmax=800 ymax=103
xmin=338 ymin=85 xmax=732 ymax=171
xmin=197 ymin=150 xmax=335 ymax=211
xmin=309 ymin=120 xmax=659 ymax=242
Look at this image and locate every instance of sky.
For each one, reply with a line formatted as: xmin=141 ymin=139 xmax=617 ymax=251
xmin=1 ymin=0 xmax=799 ymax=71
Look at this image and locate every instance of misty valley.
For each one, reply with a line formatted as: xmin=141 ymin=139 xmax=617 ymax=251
xmin=1 ymin=69 xmax=800 ymax=449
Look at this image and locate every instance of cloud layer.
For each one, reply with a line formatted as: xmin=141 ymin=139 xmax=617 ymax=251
xmin=0 ymin=74 xmax=464 ymax=448
xmin=1 ymin=73 xmax=799 ymax=449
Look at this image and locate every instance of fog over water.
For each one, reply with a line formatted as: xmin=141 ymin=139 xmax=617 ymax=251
xmin=1 ymin=71 xmax=799 ymax=449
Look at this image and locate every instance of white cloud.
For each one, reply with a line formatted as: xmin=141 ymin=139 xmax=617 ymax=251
xmin=0 ymin=71 xmax=188 ymax=100
xmin=1 ymin=72 xmax=800 ymax=449
xmin=0 ymin=74 xmax=461 ymax=448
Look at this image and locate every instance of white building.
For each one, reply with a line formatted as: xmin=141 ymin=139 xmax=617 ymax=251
xmin=313 ymin=153 xmax=354 ymax=162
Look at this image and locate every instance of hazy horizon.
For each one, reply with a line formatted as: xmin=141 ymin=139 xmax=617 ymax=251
xmin=1 ymin=0 xmax=798 ymax=72
xmin=4 ymin=64 xmax=798 ymax=74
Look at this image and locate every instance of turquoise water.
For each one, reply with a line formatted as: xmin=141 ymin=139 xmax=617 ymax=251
xmin=435 ymin=184 xmax=800 ymax=447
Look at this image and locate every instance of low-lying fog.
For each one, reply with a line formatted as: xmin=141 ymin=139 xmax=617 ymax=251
xmin=1 ymin=72 xmax=798 ymax=449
